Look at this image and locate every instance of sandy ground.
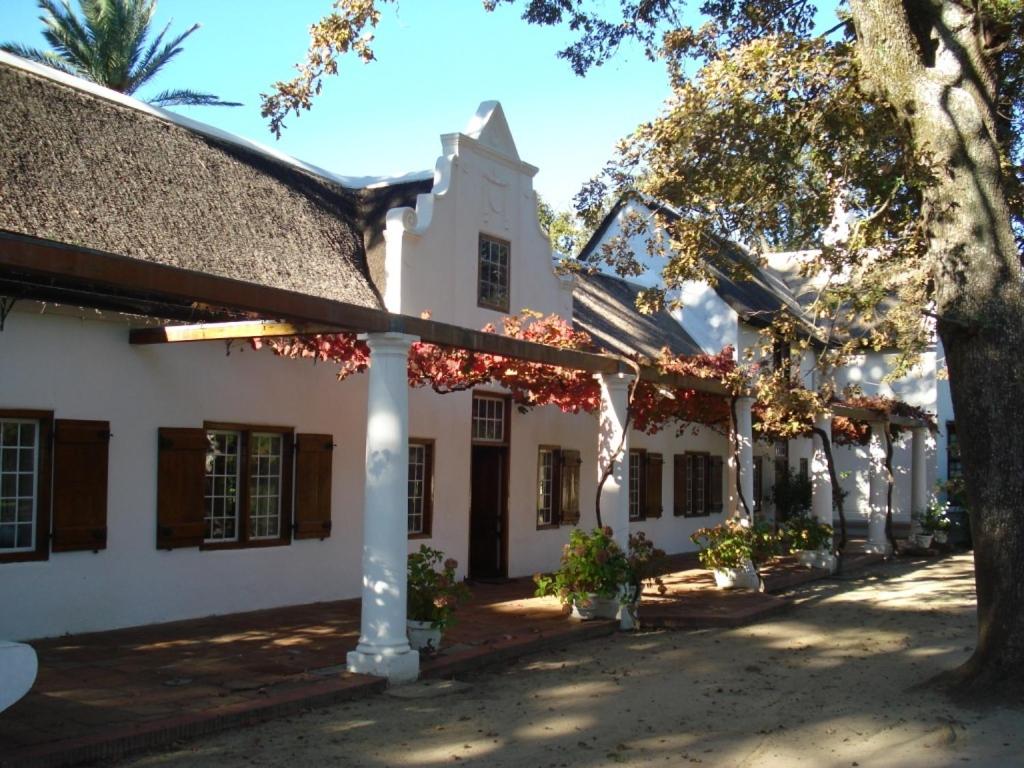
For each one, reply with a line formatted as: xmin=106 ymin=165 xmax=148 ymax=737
xmin=121 ymin=555 xmax=1024 ymax=768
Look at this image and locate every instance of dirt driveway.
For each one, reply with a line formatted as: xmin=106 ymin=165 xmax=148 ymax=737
xmin=121 ymin=554 xmax=1024 ymax=768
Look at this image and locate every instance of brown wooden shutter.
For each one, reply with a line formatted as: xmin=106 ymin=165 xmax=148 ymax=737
xmin=644 ymin=452 xmax=663 ymax=518
xmin=559 ymin=449 xmax=581 ymax=525
xmin=709 ymin=455 xmax=724 ymax=515
xmin=673 ymin=454 xmax=687 ymax=516
xmin=294 ymin=433 xmax=334 ymax=539
xmin=157 ymin=428 xmax=208 ymax=549
xmin=51 ymin=419 xmax=110 ymax=552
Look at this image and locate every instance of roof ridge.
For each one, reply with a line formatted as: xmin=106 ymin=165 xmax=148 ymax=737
xmin=0 ymin=52 xmax=432 ymax=192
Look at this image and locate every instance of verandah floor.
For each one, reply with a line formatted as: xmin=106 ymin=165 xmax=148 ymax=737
xmin=0 ymin=551 xmax=883 ymax=768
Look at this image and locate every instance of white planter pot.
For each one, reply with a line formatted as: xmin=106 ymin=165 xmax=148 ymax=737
xmin=618 ymin=584 xmax=639 ymax=630
xmin=796 ymin=549 xmax=837 ymax=572
xmin=712 ymin=561 xmax=759 ymax=590
xmin=406 ymin=620 xmax=442 ymax=652
xmin=933 ymin=530 xmax=948 ymax=545
xmin=914 ymin=533 xmax=934 ymax=549
xmin=571 ymin=594 xmax=619 ymax=620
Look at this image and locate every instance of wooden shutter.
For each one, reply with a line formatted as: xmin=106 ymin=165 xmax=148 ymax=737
xmin=51 ymin=419 xmax=110 ymax=552
xmin=559 ymin=449 xmax=582 ymax=525
xmin=709 ymin=455 xmax=724 ymax=515
xmin=294 ymin=433 xmax=334 ymax=539
xmin=673 ymin=454 xmax=687 ymax=516
xmin=157 ymin=428 xmax=207 ymax=549
xmin=644 ymin=452 xmax=663 ymax=518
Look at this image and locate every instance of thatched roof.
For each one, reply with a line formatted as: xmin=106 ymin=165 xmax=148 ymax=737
xmin=573 ymin=271 xmax=702 ymax=359
xmin=0 ymin=55 xmax=383 ymax=309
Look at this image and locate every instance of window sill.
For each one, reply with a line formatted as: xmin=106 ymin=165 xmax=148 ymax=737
xmin=200 ymin=538 xmax=290 ymax=552
xmin=408 ymin=532 xmax=432 ymax=540
xmin=535 ymin=522 xmax=559 ymax=531
xmin=0 ymin=550 xmax=49 ymax=564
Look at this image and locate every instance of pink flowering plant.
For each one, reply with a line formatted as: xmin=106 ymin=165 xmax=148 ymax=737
xmin=534 ymin=527 xmax=629 ymax=606
xmin=407 ymin=545 xmax=470 ymax=630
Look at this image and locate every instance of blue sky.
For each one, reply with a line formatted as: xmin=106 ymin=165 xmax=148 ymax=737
xmin=2 ymin=1 xmax=842 ymax=210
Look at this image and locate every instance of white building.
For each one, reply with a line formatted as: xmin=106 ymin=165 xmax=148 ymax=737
xmin=0 ymin=53 xmax=935 ymax=682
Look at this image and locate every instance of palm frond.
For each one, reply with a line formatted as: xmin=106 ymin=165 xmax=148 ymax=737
xmin=147 ymin=88 xmax=242 ymax=108
xmin=38 ymin=0 xmax=97 ymax=75
xmin=0 ymin=42 xmax=81 ymax=76
xmin=126 ymin=20 xmax=200 ymax=94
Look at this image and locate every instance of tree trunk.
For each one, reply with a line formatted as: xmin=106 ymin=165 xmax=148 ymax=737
xmin=851 ymin=0 xmax=1024 ymax=697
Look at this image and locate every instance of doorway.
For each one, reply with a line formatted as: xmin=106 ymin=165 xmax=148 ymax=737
xmin=469 ymin=444 xmax=508 ymax=578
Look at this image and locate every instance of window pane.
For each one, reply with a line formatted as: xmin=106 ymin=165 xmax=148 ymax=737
xmin=204 ymin=430 xmax=241 ymax=542
xmin=0 ymin=418 xmax=36 ymax=552
xmin=408 ymin=443 xmax=427 ymax=534
xmin=249 ymin=433 xmax=283 ymax=540
xmin=537 ymin=449 xmax=554 ymax=525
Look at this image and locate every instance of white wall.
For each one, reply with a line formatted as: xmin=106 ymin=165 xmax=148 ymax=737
xmin=384 ymin=102 xmax=572 ymax=327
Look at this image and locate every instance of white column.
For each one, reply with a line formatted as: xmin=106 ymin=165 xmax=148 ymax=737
xmin=811 ymin=414 xmax=833 ymax=526
xmin=865 ymin=422 xmax=892 ymax=555
xmin=911 ymin=427 xmax=928 ymax=517
xmin=597 ymin=372 xmax=633 ymax=552
xmin=347 ymin=332 xmax=420 ymax=683
xmin=735 ymin=396 xmax=755 ymax=523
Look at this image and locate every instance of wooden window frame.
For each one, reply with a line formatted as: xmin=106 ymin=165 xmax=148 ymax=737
xmin=0 ymin=409 xmax=53 ymax=563
xmin=200 ymin=422 xmax=293 ymax=551
xmin=536 ymin=445 xmax=561 ymax=529
xmin=477 ymin=233 xmax=511 ymax=313
xmin=408 ymin=438 xmax=434 ymax=539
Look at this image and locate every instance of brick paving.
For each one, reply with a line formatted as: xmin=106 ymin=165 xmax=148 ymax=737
xmin=0 ymin=552 xmax=881 ymax=768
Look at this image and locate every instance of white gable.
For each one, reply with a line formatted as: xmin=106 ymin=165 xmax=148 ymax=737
xmin=463 ymin=101 xmax=520 ymax=161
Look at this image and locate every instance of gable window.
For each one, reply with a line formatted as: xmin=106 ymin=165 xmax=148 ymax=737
xmin=472 ymin=395 xmax=507 ymax=443
xmin=1 ymin=417 xmax=43 ymax=555
xmin=408 ymin=440 xmax=434 ymax=537
xmin=478 ymin=234 xmax=510 ymax=312
xmin=204 ymin=427 xmax=287 ymax=544
xmin=674 ymin=452 xmax=724 ymax=517
xmin=535 ymin=446 xmax=582 ymax=528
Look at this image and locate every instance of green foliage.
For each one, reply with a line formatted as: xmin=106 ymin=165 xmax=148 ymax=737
xmin=919 ymin=499 xmax=951 ymax=535
xmin=690 ymin=519 xmax=779 ymax=570
xmin=536 ymin=195 xmax=588 ymax=258
xmin=2 ymin=0 xmax=240 ymax=107
xmin=534 ymin=527 xmax=629 ymax=605
xmin=781 ymin=513 xmax=834 ymax=553
xmin=407 ymin=545 xmax=470 ymax=630
xmin=769 ymin=466 xmax=812 ymax=522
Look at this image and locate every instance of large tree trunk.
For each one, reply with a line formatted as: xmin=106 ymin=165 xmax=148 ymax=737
xmin=851 ymin=0 xmax=1024 ymax=698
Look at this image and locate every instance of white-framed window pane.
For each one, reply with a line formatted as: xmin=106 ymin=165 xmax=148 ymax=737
xmin=408 ymin=442 xmax=427 ymax=534
xmin=205 ymin=430 xmax=240 ymax=542
xmin=692 ymin=455 xmax=706 ymax=515
xmin=249 ymin=433 xmax=283 ymax=540
xmin=537 ymin=448 xmax=554 ymax=526
xmin=478 ymin=235 xmax=510 ymax=309
xmin=0 ymin=418 xmax=37 ymax=553
xmin=629 ymin=451 xmax=642 ymax=521
xmin=472 ymin=396 xmax=505 ymax=442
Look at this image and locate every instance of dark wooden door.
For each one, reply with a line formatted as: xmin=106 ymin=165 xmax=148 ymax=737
xmin=469 ymin=445 xmax=507 ymax=578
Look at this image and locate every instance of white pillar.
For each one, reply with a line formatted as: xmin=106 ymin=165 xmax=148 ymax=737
xmin=597 ymin=372 xmax=633 ymax=552
xmin=911 ymin=427 xmax=928 ymax=517
xmin=811 ymin=414 xmax=833 ymax=526
xmin=347 ymin=332 xmax=420 ymax=683
xmin=735 ymin=396 xmax=755 ymax=522
xmin=865 ymin=422 xmax=892 ymax=555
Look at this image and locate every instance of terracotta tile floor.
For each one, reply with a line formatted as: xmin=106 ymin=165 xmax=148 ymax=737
xmin=0 ymin=553 xmax=875 ymax=767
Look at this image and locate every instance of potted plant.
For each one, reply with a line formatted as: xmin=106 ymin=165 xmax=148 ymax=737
xmin=406 ymin=545 xmax=470 ymax=652
xmin=918 ymin=499 xmax=951 ymax=546
xmin=781 ymin=513 xmax=836 ymax=571
xmin=690 ymin=519 xmax=779 ymax=590
xmin=619 ymin=531 xmax=669 ymax=629
xmin=534 ymin=527 xmax=629 ymax=620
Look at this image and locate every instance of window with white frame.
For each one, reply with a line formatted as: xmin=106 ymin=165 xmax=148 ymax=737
xmin=0 ymin=418 xmax=39 ymax=552
xmin=478 ymin=234 xmax=510 ymax=312
xmin=537 ymin=448 xmax=556 ymax=526
xmin=203 ymin=428 xmax=286 ymax=544
xmin=472 ymin=396 xmax=506 ymax=442
xmin=687 ymin=453 xmax=707 ymax=516
xmin=408 ymin=440 xmax=433 ymax=536
xmin=629 ymin=450 xmax=643 ymax=521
